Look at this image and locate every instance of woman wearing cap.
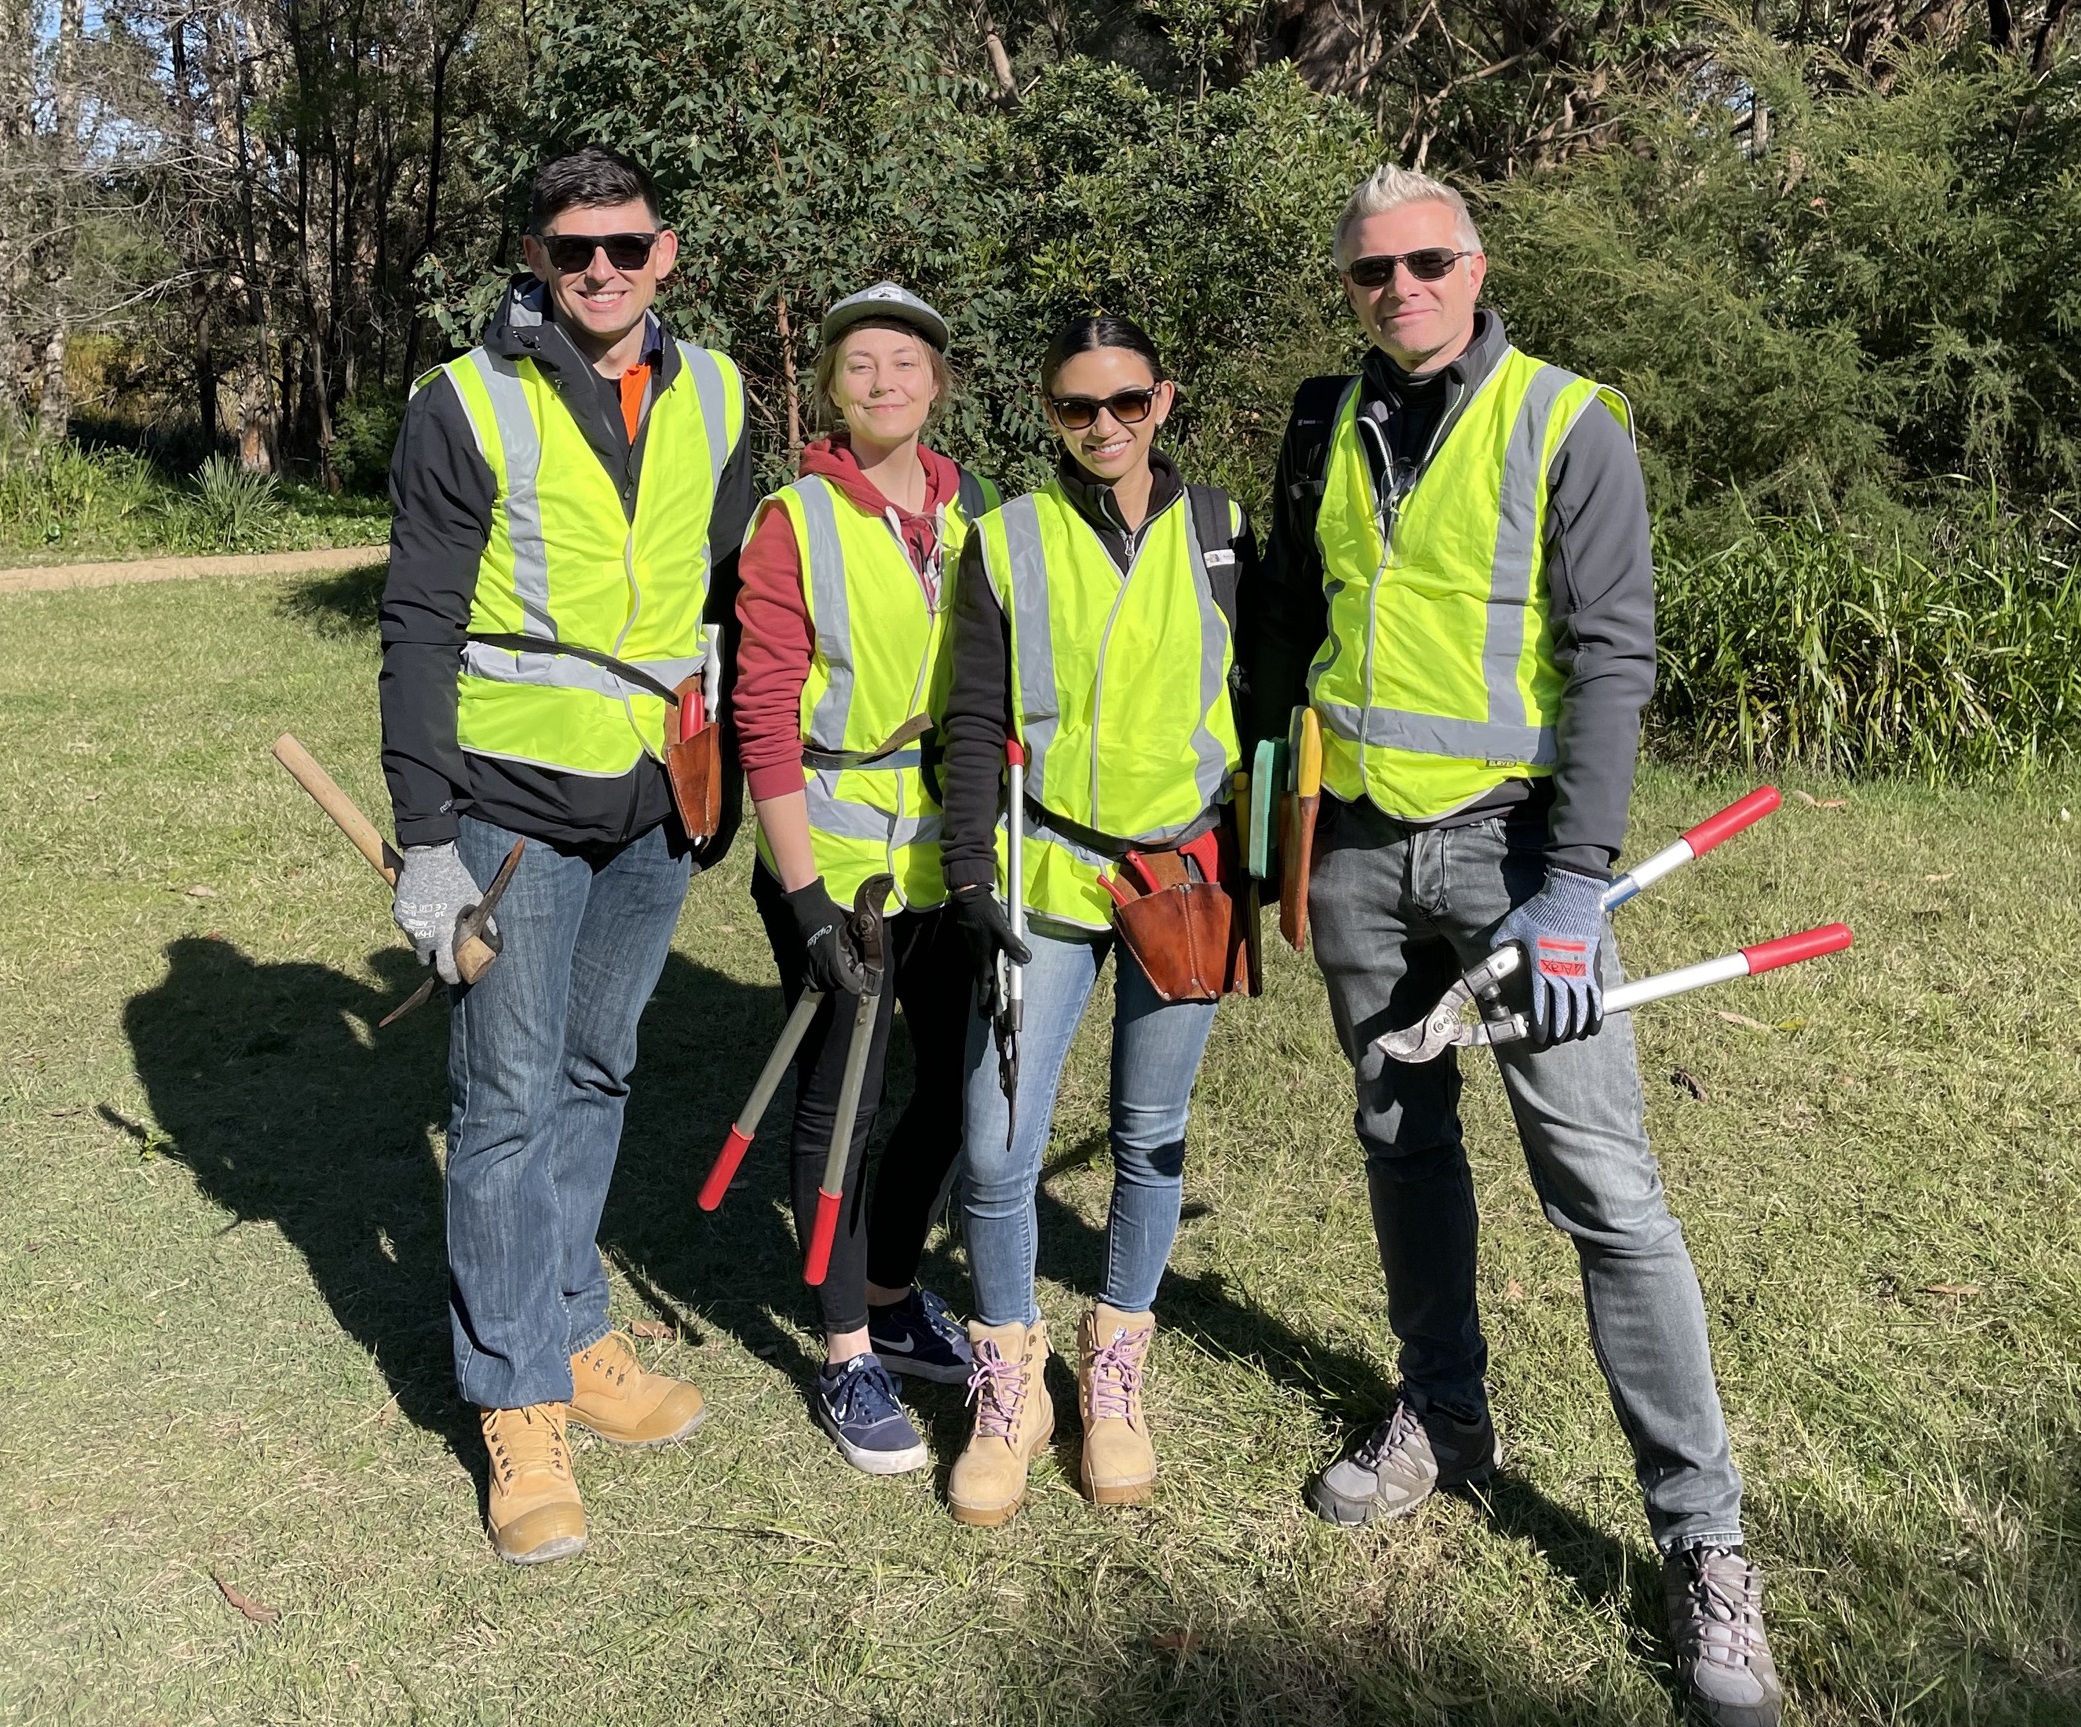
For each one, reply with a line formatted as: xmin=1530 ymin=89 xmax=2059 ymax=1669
xmin=734 ymin=282 xmax=1001 ymax=1474
xmin=933 ymin=313 xmax=1258 ymax=1525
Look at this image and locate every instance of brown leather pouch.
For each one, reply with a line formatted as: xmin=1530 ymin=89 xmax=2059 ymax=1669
xmin=664 ymin=679 xmax=722 ymax=843
xmin=1109 ymin=825 xmax=1250 ymax=1003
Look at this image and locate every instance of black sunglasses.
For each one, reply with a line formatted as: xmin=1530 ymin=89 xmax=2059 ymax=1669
xmin=532 ymin=230 xmax=661 ymax=274
xmin=1345 ymin=248 xmax=1472 ymax=287
xmin=1048 ymin=388 xmax=1158 ymax=431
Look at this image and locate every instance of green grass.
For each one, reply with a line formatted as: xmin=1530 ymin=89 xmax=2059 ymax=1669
xmin=0 ymin=441 xmax=388 ymax=565
xmin=2 ymin=564 xmax=2079 ymax=1724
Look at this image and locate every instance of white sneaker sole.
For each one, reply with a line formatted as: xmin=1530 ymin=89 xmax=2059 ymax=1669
xmin=817 ymin=1408 xmax=929 ymax=1475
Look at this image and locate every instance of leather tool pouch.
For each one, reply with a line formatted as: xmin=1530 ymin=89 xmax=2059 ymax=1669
xmin=664 ymin=680 xmax=722 ymax=844
xmin=1110 ymin=822 xmax=1250 ymax=1003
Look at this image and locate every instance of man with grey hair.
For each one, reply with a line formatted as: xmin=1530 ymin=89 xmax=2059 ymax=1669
xmin=1236 ymin=164 xmax=1782 ymax=1726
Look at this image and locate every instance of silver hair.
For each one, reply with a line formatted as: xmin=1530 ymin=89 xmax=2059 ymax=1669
xmin=1331 ymin=165 xmax=1483 ymax=268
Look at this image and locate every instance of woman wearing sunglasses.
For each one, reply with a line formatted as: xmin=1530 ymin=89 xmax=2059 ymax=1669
xmin=733 ymin=283 xmax=1003 ymax=1476
xmin=934 ymin=313 xmax=1257 ymax=1525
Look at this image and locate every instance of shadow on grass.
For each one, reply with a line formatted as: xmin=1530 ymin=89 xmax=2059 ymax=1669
xmin=277 ymin=560 xmax=387 ymax=637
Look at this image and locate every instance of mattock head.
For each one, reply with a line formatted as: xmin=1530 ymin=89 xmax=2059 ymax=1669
xmin=378 ymin=839 xmax=527 ymax=1029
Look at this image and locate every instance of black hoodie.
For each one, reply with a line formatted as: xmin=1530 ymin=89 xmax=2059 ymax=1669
xmin=378 ymin=278 xmax=754 ymax=851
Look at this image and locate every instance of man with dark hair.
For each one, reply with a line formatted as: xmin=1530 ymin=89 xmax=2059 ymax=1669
xmin=380 ymin=142 xmax=751 ymax=1564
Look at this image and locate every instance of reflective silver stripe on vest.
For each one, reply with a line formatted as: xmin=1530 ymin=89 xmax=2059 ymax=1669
xmin=1178 ymin=500 xmax=1233 ymax=811
xmin=1483 ymin=363 xmax=1580 ymax=729
xmin=804 ymin=770 xmax=942 ymax=846
xmin=996 ymin=494 xmax=1060 ymax=810
xmin=794 ymin=478 xmax=855 ymax=750
xmin=1316 ymin=699 xmax=1557 ymax=768
xmin=467 ymin=351 xmax=556 ymax=640
xmin=676 ymin=343 xmax=732 ymax=492
xmin=459 ymin=643 xmax=704 ymax=701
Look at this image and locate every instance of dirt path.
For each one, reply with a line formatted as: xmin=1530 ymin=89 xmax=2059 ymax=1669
xmin=0 ymin=543 xmax=387 ymax=596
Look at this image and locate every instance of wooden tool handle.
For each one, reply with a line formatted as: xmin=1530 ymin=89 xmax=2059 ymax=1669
xmin=272 ymin=734 xmax=402 ymax=885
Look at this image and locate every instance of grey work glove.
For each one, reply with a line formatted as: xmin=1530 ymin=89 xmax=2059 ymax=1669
xmin=1491 ymin=866 xmax=1608 ymax=1047
xmin=391 ymin=841 xmax=491 ymax=986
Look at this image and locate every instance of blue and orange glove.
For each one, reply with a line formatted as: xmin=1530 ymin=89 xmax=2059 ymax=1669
xmin=1491 ymin=867 xmax=1607 ymax=1046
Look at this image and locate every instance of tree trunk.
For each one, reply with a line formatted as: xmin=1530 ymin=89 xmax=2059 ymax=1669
xmin=36 ymin=0 xmax=83 ymax=442
xmin=0 ymin=0 xmax=29 ymax=427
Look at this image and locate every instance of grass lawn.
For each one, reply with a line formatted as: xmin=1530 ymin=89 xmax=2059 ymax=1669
xmin=2 ymin=565 xmax=2078 ymax=1725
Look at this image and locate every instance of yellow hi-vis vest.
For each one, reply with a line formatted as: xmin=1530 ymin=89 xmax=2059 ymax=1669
xmin=1308 ymin=346 xmax=1629 ymax=818
xmin=753 ymin=468 xmax=1001 ymax=910
xmin=977 ymin=482 xmax=1242 ymax=931
xmin=431 ymin=339 xmax=745 ymax=776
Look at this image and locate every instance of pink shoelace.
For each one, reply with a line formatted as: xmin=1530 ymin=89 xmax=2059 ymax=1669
xmin=966 ymin=1340 xmax=1028 ymax=1440
xmin=1088 ymin=1325 xmax=1151 ymax=1422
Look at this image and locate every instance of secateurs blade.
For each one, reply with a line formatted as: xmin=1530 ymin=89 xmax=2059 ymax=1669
xmin=1373 ymin=786 xmax=1854 ymax=1065
xmin=377 ymin=838 xmax=526 ymax=1028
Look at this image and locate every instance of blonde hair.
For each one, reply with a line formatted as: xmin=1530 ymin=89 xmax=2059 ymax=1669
xmin=1331 ymin=166 xmax=1483 ymax=269
xmin=812 ymin=318 xmax=955 ymax=434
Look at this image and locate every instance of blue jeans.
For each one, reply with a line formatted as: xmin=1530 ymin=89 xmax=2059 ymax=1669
xmin=960 ymin=928 xmax=1218 ymax=1327
xmin=1309 ymin=795 xmax=1744 ymax=1554
xmin=446 ymin=815 xmax=691 ymax=1409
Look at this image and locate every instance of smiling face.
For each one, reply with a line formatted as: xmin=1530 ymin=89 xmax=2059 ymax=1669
xmin=1044 ymin=347 xmax=1174 ymax=485
xmin=827 ymin=322 xmax=941 ymax=451
xmin=523 ymin=197 xmax=678 ymax=357
xmin=1342 ymin=199 xmax=1485 ymax=374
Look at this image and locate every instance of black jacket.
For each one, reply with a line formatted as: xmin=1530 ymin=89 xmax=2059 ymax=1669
xmin=1237 ymin=311 xmax=1655 ymax=878
xmin=938 ymin=449 xmax=1260 ymax=892
xmin=379 ymin=278 xmax=754 ymax=851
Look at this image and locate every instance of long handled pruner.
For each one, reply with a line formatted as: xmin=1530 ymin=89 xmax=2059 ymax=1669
xmin=1373 ymin=786 xmax=1854 ymax=1064
xmin=993 ymin=739 xmax=1028 ymax=1154
xmin=804 ymin=874 xmax=894 ymax=1285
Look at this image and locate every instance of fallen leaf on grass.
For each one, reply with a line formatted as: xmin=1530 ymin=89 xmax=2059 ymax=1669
xmin=1790 ymin=791 xmax=1848 ymax=809
xmin=1923 ymin=1283 xmax=1981 ymax=1299
xmin=213 ymin=1575 xmax=280 ymax=1624
xmin=1715 ymin=1010 xmax=1773 ymax=1031
xmin=1670 ymin=1067 xmax=1708 ymax=1100
xmin=1924 ymin=872 xmax=1956 ymax=883
xmin=183 ymin=885 xmax=219 ymax=899
xmin=630 ymin=1319 xmax=674 ymax=1340
xmin=1503 ymin=1278 xmax=1526 ymax=1304
xmin=1151 ymin=1632 xmax=1202 ymax=1654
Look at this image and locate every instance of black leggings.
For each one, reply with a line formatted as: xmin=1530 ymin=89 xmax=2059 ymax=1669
xmin=751 ymin=864 xmax=974 ymax=1334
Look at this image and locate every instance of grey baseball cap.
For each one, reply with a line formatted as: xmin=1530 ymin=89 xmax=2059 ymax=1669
xmin=819 ymin=281 xmax=950 ymax=353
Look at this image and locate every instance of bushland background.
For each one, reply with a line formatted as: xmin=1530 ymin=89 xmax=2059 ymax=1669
xmin=0 ymin=0 xmax=2077 ymax=775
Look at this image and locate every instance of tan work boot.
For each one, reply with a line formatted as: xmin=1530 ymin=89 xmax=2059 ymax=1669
xmin=567 ymin=1332 xmax=708 ymax=1447
xmin=481 ymin=1403 xmax=586 ymax=1565
xmin=949 ymin=1319 xmax=1054 ymax=1527
xmin=1077 ymin=1303 xmax=1158 ymax=1504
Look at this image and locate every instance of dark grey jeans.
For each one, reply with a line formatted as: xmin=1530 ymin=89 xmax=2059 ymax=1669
xmin=1309 ymin=794 xmax=1744 ymax=1553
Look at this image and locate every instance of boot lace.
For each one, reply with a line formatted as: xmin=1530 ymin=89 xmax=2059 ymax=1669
xmin=1355 ymin=1399 xmax=1424 ymax=1471
xmin=825 ymin=1356 xmax=902 ymax=1426
xmin=1674 ymin=1547 xmax=1767 ymax=1669
xmin=1088 ymin=1325 xmax=1151 ymax=1423
xmin=483 ymin=1405 xmax=571 ymax=1489
xmin=966 ymin=1340 xmax=1028 ymax=1441
xmin=578 ymin=1334 xmax=637 ymax=1392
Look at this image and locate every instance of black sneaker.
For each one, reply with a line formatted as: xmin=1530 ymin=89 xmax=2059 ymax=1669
xmin=867 ymin=1286 xmax=976 ymax=1385
xmin=1664 ymin=1545 xmax=1783 ymax=1726
xmin=1307 ymin=1396 xmax=1499 ymax=1527
xmin=814 ymin=1355 xmax=928 ymax=1475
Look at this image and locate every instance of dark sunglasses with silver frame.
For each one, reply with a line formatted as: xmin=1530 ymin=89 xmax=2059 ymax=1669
xmin=1344 ymin=247 xmax=1473 ymax=288
xmin=531 ymin=230 xmax=662 ymax=274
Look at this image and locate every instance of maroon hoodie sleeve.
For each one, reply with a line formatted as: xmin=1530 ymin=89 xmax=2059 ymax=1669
xmin=734 ymin=500 xmax=814 ymax=802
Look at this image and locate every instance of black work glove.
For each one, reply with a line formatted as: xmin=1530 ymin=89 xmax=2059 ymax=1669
xmin=786 ymin=879 xmax=865 ymax=996
xmin=949 ymin=884 xmax=1032 ymax=1012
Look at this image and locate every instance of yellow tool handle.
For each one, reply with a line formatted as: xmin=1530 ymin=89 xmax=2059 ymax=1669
xmin=272 ymin=733 xmax=402 ymax=884
xmin=1296 ymin=708 xmax=1324 ymax=801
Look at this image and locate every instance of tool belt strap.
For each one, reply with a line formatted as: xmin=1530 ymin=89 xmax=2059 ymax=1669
xmin=1024 ymin=797 xmax=1221 ymax=864
xmin=467 ymin=633 xmax=687 ymax=705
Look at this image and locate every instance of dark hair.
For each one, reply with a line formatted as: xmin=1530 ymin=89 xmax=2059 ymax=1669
xmin=528 ymin=145 xmax=661 ymax=232
xmin=1040 ymin=313 xmax=1166 ymax=393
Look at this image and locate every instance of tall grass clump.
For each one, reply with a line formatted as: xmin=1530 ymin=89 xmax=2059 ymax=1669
xmin=0 ymin=418 xmax=165 ymax=550
xmin=1653 ymin=502 xmax=2081 ymax=778
xmin=187 ymin=454 xmax=285 ymax=551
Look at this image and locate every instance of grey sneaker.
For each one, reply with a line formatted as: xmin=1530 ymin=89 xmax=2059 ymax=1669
xmin=1306 ymin=1397 xmax=1498 ymax=1526
xmin=1664 ymin=1545 xmax=1783 ymax=1726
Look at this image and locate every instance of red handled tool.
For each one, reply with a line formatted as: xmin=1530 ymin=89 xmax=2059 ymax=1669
xmin=697 ymin=988 xmax=825 ymax=1211
xmin=1375 ymin=786 xmax=1852 ymax=1063
xmin=802 ymin=874 xmax=894 ymax=1286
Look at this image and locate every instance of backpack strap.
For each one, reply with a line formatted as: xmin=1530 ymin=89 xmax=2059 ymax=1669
xmin=1285 ymin=373 xmax=1358 ymax=508
xmin=954 ymin=467 xmax=999 ymax=521
xmin=1187 ymin=483 xmax=1241 ymax=632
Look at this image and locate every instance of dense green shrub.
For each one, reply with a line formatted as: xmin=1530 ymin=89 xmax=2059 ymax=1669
xmin=1653 ymin=504 xmax=2081 ymax=776
xmin=1481 ymin=43 xmax=2081 ymax=535
xmin=332 ymin=390 xmax=406 ymax=494
xmin=0 ymin=431 xmax=165 ymax=550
